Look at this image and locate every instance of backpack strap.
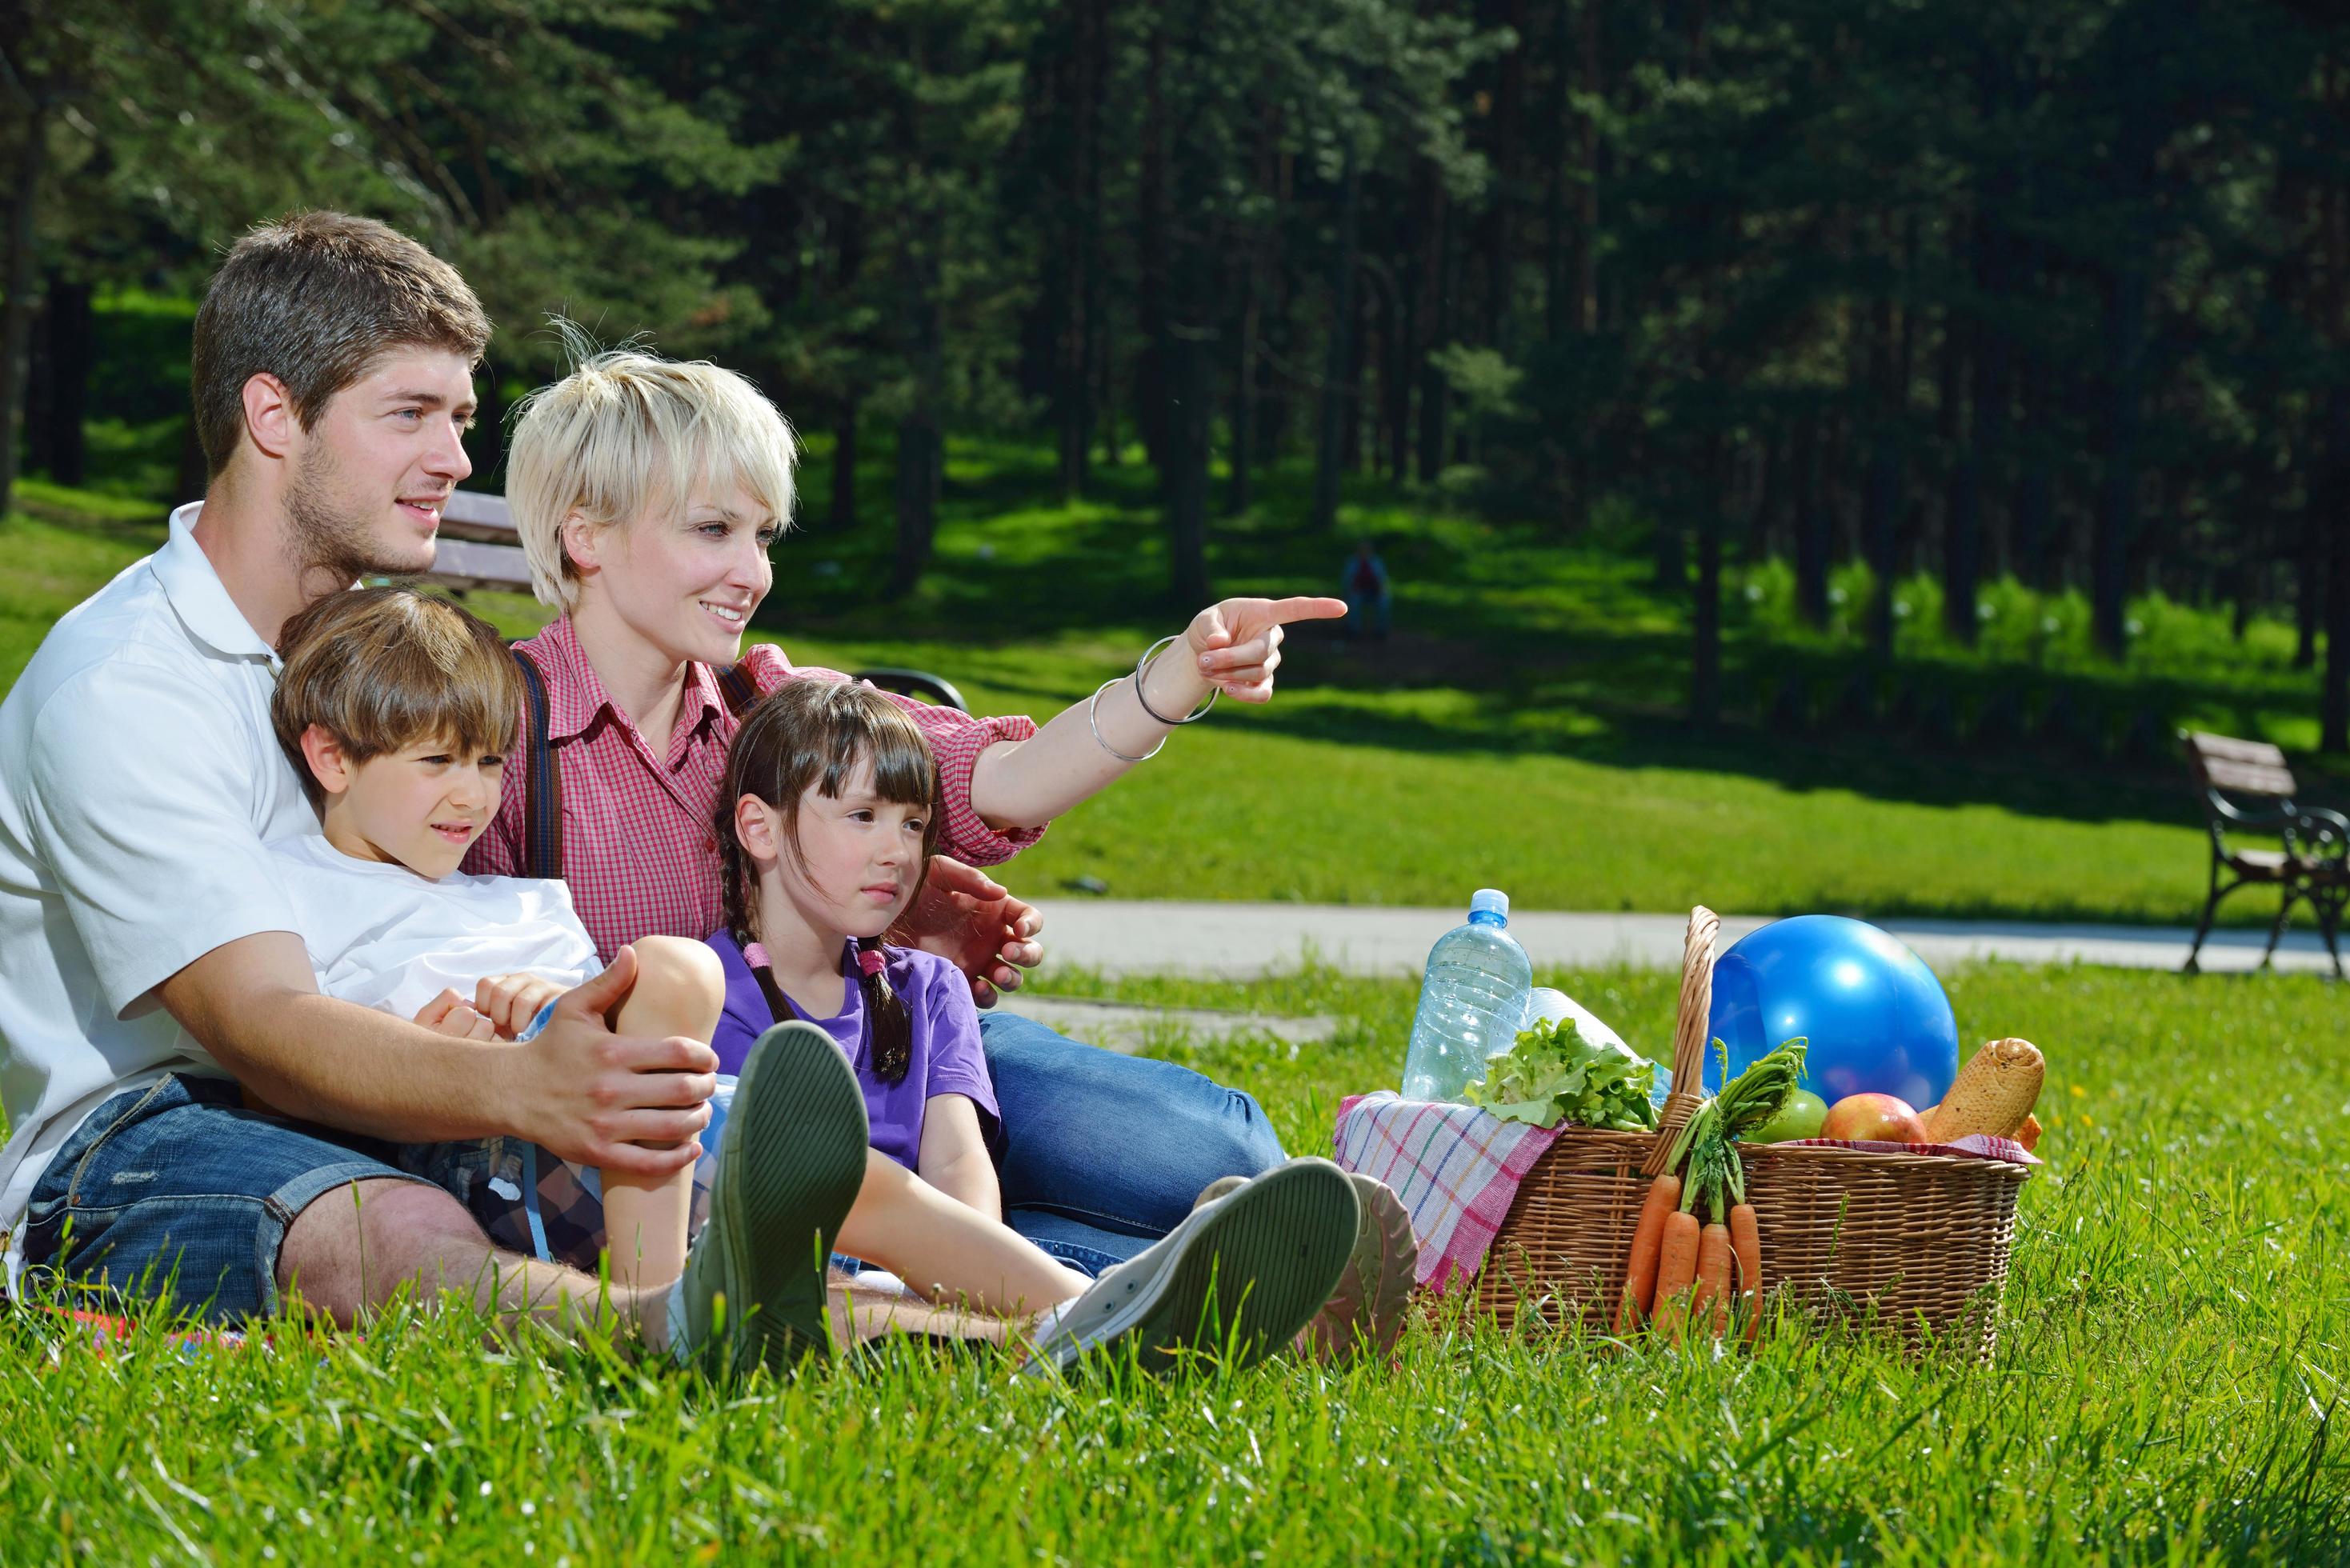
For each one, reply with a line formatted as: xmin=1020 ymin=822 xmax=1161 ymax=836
xmin=510 ymin=646 xmax=562 ymax=882
xmin=714 ymin=660 xmax=760 ymax=719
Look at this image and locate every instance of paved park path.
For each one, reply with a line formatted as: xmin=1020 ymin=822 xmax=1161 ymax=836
xmin=995 ymin=898 xmax=2340 ymax=1051
xmin=1019 ymin=898 xmax=2344 ymax=978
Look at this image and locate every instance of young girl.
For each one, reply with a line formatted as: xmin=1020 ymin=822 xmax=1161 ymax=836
xmin=704 ymin=678 xmax=1372 ymax=1369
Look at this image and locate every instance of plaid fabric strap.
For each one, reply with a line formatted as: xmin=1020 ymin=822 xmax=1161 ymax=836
xmin=510 ymin=650 xmax=759 ymax=884
xmin=715 ymin=661 xmax=759 ymax=719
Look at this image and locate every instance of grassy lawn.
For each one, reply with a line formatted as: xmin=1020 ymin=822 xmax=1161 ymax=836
xmin=4 ymin=470 xmax=2341 ymax=926
xmin=6 ymin=961 xmax=2345 ymax=1564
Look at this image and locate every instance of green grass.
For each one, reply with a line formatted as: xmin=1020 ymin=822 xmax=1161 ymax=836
xmin=7 ymin=961 xmax=2347 ymax=1564
xmin=2 ymin=470 xmax=2340 ymax=926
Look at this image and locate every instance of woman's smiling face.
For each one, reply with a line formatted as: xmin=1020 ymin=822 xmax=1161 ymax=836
xmin=569 ymin=484 xmax=779 ymax=667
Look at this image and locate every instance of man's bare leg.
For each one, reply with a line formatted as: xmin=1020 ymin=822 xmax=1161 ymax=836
xmin=275 ymin=1177 xmax=671 ymax=1342
xmin=599 ymin=936 xmax=724 ymax=1292
xmin=834 ymin=1150 xmax=1092 ymax=1315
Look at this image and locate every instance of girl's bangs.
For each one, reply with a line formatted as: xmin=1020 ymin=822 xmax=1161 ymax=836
xmin=818 ymin=706 xmax=938 ymax=808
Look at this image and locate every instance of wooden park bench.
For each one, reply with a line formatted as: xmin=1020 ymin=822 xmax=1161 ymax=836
xmin=2181 ymin=730 xmax=2346 ymax=978
xmin=418 ymin=490 xmax=969 ymax=711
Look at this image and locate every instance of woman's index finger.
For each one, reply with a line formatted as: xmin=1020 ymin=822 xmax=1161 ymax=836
xmin=1269 ymin=595 xmax=1350 ymax=624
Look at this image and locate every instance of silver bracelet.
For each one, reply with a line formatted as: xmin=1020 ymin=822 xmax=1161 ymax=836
xmin=1087 ymin=677 xmax=1167 ymax=762
xmin=1133 ymin=634 xmax=1219 ymax=726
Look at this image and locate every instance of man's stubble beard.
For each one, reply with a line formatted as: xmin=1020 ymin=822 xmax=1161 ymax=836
xmin=284 ymin=441 xmax=430 ymax=594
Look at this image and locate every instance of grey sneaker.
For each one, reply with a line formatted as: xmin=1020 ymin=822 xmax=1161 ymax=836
xmin=1299 ymin=1174 xmax=1419 ymax=1364
xmin=1022 ymin=1157 xmax=1359 ymax=1378
xmin=1197 ymin=1170 xmax=1420 ymax=1363
xmin=671 ymin=1022 xmax=868 ymax=1378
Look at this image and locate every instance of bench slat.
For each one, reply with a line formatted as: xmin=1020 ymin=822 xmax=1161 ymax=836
xmin=2199 ymin=757 xmax=2299 ymax=798
xmin=2185 ymin=730 xmax=2289 ymax=768
xmin=422 ymin=537 xmax=534 ymax=592
xmin=437 ymin=490 xmax=518 ymax=543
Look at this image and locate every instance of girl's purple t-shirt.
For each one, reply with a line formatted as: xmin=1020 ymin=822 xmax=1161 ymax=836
xmin=704 ymin=928 xmax=999 ymax=1173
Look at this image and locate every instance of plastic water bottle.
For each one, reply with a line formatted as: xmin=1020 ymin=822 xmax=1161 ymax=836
xmin=1400 ymin=890 xmax=1533 ymax=1102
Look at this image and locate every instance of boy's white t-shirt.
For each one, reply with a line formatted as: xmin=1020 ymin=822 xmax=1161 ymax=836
xmin=266 ymin=835 xmax=599 ymax=1023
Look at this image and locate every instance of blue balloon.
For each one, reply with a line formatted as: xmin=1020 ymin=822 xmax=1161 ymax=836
xmin=1699 ymin=915 xmax=1959 ymax=1110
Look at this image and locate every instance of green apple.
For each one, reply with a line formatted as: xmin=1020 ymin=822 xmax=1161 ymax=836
xmin=1748 ymin=1089 xmax=1828 ymax=1143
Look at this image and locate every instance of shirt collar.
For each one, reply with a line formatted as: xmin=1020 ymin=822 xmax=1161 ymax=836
xmin=154 ymin=502 xmax=281 ymax=666
xmin=530 ymin=614 xmax=729 ymax=745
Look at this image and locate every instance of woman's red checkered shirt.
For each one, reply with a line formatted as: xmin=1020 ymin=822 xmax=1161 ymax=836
xmin=464 ymin=616 xmax=1043 ymax=961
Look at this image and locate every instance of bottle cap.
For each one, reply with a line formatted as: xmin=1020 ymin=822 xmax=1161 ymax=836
xmin=1469 ymin=888 xmax=1510 ymax=923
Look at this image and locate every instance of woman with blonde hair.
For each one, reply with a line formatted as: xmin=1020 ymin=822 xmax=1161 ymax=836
xmin=464 ymin=334 xmax=1376 ymax=1289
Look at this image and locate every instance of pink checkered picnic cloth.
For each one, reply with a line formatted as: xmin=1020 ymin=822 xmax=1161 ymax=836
xmin=1331 ymin=1092 xmax=1563 ymax=1294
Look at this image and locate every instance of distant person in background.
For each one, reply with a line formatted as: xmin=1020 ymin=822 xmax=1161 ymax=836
xmin=1343 ymin=540 xmax=1391 ymax=643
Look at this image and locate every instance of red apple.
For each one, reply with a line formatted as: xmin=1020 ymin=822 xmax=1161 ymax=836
xmin=1821 ymin=1092 xmax=1929 ymax=1143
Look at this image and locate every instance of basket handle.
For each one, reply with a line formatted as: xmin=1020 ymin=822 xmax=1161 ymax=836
xmin=1641 ymin=906 xmax=1718 ymax=1178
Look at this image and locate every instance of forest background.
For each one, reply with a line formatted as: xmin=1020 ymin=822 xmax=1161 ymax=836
xmin=5 ymin=0 xmax=2349 ymax=829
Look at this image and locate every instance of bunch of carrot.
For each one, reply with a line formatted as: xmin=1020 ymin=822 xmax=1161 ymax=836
xmin=1615 ymin=1038 xmax=1808 ymax=1346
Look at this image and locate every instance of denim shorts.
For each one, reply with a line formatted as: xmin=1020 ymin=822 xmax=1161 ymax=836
xmin=18 ymin=1074 xmax=440 ymax=1324
xmin=397 ymin=999 xmax=724 ymax=1271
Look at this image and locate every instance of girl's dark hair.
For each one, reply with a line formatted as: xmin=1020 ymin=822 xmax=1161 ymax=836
xmin=716 ymin=678 xmax=943 ymax=1084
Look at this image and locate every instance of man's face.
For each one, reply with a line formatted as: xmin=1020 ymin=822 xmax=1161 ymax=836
xmin=283 ymin=349 xmax=478 ymax=579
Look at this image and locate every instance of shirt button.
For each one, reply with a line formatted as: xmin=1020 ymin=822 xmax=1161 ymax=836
xmin=703 ymin=836 xmax=718 ymax=854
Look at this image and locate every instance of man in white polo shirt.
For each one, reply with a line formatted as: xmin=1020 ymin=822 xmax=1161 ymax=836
xmin=0 ymin=213 xmax=866 ymax=1369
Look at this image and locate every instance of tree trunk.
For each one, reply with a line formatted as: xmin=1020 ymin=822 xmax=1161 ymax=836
xmin=1135 ymin=18 xmax=1171 ymax=477
xmin=1056 ymin=0 xmax=1107 ymax=502
xmin=1164 ymin=326 xmax=1211 ymax=606
xmin=26 ymin=270 xmax=88 ymax=485
xmin=1415 ymin=184 xmax=1454 ymax=482
xmin=888 ymin=238 xmax=944 ymax=600
xmin=1864 ymin=440 xmax=1903 ymax=662
xmin=829 ymin=399 xmax=859 ymax=531
xmin=2092 ymin=83 xmax=2156 ymax=659
xmin=1792 ymin=414 xmax=1829 ymax=626
xmin=1483 ymin=0 xmax=1528 ymax=347
xmin=1691 ymin=434 xmax=1725 ymax=726
xmin=2324 ymin=387 xmax=2350 ymax=753
xmin=466 ymin=365 xmax=505 ymax=489
xmin=0 ymin=91 xmax=47 ymax=521
xmin=1227 ymin=248 xmax=1258 ymax=516
xmin=1312 ymin=150 xmax=1363 ymax=531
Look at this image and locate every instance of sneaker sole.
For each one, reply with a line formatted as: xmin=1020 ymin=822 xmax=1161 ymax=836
xmin=1042 ymin=1158 xmax=1359 ymax=1376
xmin=702 ymin=1021 xmax=869 ymax=1374
xmin=1302 ymin=1174 xmax=1420 ymax=1363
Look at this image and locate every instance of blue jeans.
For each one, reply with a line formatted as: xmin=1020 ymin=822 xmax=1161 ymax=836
xmin=18 ymin=1074 xmax=439 ymax=1323
xmin=977 ymin=1012 xmax=1287 ymax=1275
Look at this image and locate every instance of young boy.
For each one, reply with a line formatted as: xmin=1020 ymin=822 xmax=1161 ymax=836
xmin=266 ymin=585 xmax=715 ymax=1287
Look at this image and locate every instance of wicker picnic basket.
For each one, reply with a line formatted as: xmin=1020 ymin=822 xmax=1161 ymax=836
xmin=1463 ymin=907 xmax=2032 ymax=1359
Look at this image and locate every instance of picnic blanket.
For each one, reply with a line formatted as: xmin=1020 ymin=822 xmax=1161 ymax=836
xmin=1333 ymin=1093 xmax=2040 ymax=1296
xmin=1331 ymin=1092 xmax=1564 ymax=1294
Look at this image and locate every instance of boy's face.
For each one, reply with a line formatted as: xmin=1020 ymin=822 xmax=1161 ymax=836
xmin=282 ymin=349 xmax=478 ymax=579
xmin=310 ymin=729 xmax=504 ymax=879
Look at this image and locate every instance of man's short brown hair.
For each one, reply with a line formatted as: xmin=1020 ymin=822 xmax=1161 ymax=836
xmin=271 ymin=588 xmax=521 ymax=809
xmin=192 ymin=211 xmax=492 ymax=478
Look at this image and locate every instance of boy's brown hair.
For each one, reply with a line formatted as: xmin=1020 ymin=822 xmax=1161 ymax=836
xmin=271 ymin=587 xmax=521 ymax=809
xmin=191 ymin=211 xmax=492 ymax=478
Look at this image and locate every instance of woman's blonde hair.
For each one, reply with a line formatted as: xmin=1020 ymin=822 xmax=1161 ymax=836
xmin=505 ymin=327 xmax=798 ymax=612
